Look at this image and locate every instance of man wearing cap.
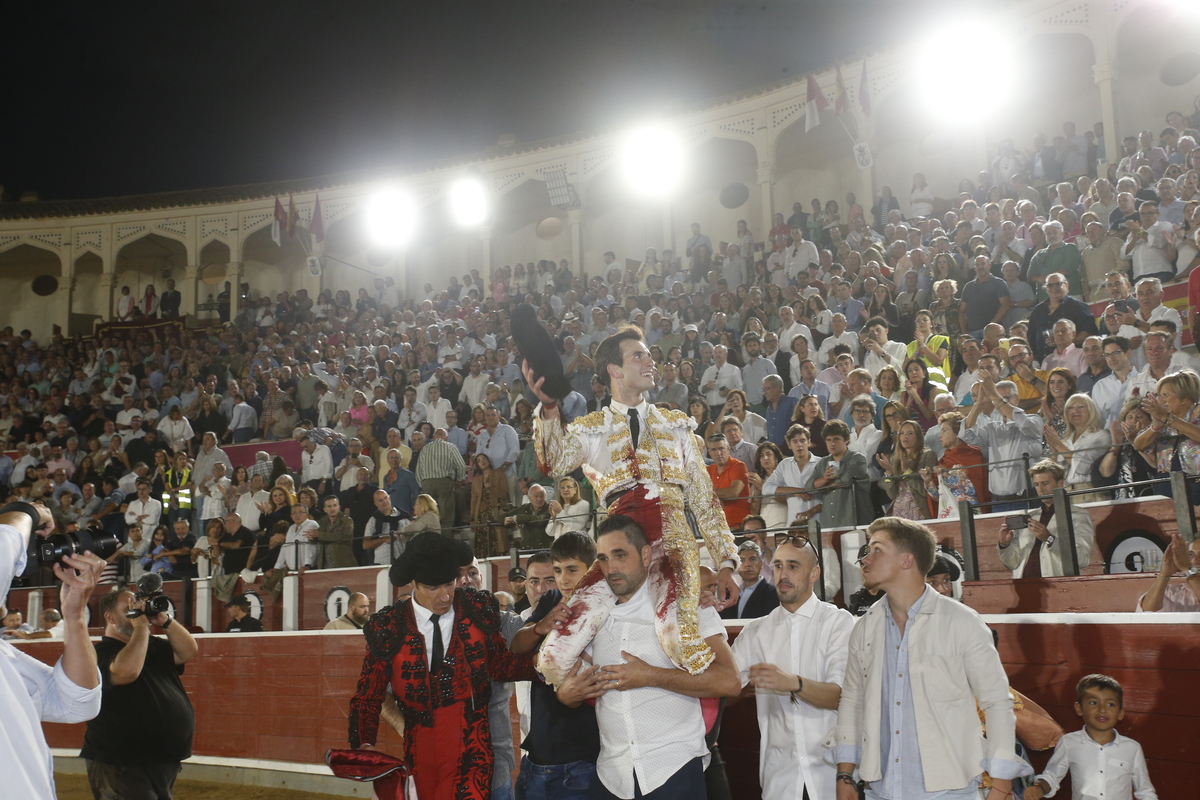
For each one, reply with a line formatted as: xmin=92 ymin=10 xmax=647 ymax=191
xmin=224 ymin=596 xmax=264 ymax=632
xmin=348 ymin=532 xmax=538 ymax=800
xmin=509 ymin=566 xmax=530 ymax=613
xmin=526 ymin=325 xmax=739 ymax=686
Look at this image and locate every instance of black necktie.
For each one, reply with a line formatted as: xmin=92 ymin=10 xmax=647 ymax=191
xmin=429 ymin=613 xmax=444 ymax=673
xmin=628 ymin=408 xmax=640 ymax=447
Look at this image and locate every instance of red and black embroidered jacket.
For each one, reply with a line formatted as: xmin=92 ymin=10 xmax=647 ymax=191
xmin=348 ymin=588 xmax=537 ymax=749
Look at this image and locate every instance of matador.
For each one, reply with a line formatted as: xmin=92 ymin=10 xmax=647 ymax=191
xmin=524 ymin=325 xmax=740 ymax=685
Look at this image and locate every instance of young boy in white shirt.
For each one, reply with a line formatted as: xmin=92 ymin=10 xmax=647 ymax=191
xmin=1027 ymin=673 xmax=1157 ymax=800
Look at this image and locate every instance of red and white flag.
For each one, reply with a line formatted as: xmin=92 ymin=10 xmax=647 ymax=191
xmin=859 ymin=59 xmax=871 ymax=117
xmin=271 ymin=198 xmax=286 ymax=246
xmin=805 ymin=75 xmax=828 ymax=132
xmin=311 ymin=194 xmax=325 ymax=244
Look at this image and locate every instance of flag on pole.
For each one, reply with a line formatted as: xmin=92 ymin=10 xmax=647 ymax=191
xmin=859 ymin=59 xmax=871 ymax=117
xmin=272 ymin=198 xmax=286 ymax=246
xmin=311 ymin=194 xmax=325 ymax=244
xmin=834 ymin=65 xmax=849 ymax=116
xmin=286 ymin=194 xmax=298 ymax=237
xmin=805 ymin=75 xmax=828 ymax=132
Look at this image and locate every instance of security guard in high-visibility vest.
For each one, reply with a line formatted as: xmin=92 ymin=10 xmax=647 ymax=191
xmin=162 ymin=451 xmax=193 ymax=524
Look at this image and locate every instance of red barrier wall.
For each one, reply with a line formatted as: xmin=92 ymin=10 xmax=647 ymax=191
xmin=21 ymin=616 xmax=1195 ymax=799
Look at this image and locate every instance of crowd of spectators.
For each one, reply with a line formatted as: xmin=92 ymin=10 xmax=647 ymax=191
xmin=3 ymin=101 xmax=1200 ymax=623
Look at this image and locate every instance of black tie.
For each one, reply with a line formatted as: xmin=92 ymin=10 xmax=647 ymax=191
xmin=628 ymin=408 xmax=640 ymax=447
xmin=429 ymin=613 xmax=444 ymax=673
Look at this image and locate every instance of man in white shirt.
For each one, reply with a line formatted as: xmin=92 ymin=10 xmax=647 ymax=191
xmin=586 ymin=514 xmax=740 ymax=800
xmin=425 ymin=384 xmax=452 ymax=431
xmin=335 ymin=437 xmax=376 ymax=493
xmin=731 ymin=535 xmax=854 ymax=800
xmin=817 ymin=314 xmax=858 ymax=369
xmin=123 ymin=480 xmax=162 ymax=533
xmin=701 ymin=345 xmax=743 ymax=418
xmin=784 ymin=226 xmax=820 ymax=284
xmin=833 ymin=518 xmax=1029 ymax=800
xmin=762 ymin=426 xmax=820 ymax=526
xmin=275 ymin=503 xmax=318 ymax=572
xmin=461 ymin=358 xmax=490 ymax=409
xmin=1092 ymin=336 xmax=1139 ymax=426
xmin=0 ymin=503 xmax=104 ymax=800
xmin=299 ymin=435 xmax=334 ymax=495
xmin=954 ymin=339 xmax=984 ymax=402
xmin=1121 ymin=203 xmax=1177 ymax=282
xmin=859 ymin=317 xmax=908 ymax=379
xmin=235 ymin=474 xmax=270 ymax=533
xmin=777 ymin=305 xmax=815 ymax=357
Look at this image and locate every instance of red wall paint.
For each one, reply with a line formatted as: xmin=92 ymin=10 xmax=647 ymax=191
xmin=20 ymin=618 xmax=1195 ymax=799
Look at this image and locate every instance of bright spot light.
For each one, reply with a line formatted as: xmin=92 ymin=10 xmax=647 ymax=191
xmin=365 ymin=188 xmax=418 ymax=248
xmin=914 ymin=21 xmax=1017 ymax=127
xmin=450 ymin=179 xmax=488 ymax=227
xmin=620 ymin=124 xmax=685 ymax=199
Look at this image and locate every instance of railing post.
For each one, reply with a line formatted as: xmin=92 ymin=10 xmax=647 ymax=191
xmin=807 ymin=516 xmax=825 ymax=601
xmin=1170 ymin=471 xmax=1197 ymax=544
xmin=1052 ymin=487 xmax=1080 ymax=576
xmin=957 ymin=498 xmax=980 ymax=582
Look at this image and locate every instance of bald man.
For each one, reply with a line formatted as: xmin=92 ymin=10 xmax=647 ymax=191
xmin=324 ymin=592 xmax=371 ymax=630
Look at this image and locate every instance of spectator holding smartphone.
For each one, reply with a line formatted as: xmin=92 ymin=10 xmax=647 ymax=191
xmin=996 ymin=460 xmax=1095 ymax=578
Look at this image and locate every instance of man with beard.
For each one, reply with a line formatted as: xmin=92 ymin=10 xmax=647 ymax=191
xmin=587 ymin=515 xmax=740 ymax=799
xmin=833 ymin=517 xmax=1029 ymax=800
xmin=730 ymin=530 xmax=854 ymax=800
xmin=82 ymin=587 xmax=199 ymax=799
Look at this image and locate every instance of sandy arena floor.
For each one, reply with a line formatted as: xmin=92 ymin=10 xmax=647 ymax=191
xmin=55 ymin=773 xmax=347 ymax=799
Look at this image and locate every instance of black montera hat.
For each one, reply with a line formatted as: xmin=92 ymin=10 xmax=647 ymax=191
xmin=389 ymin=531 xmax=460 ymax=587
xmin=510 ymin=303 xmax=571 ymax=400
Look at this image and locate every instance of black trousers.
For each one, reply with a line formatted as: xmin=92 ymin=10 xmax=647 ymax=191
xmin=86 ymin=759 xmax=181 ymax=800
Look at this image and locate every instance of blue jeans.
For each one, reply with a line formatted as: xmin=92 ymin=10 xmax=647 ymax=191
xmin=516 ymin=758 xmax=595 ymax=800
xmin=493 ymin=781 xmax=516 ymax=800
xmin=590 ymin=757 xmax=703 ymax=800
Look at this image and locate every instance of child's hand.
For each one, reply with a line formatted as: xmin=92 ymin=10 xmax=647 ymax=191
xmin=1024 ymin=785 xmax=1045 ymax=800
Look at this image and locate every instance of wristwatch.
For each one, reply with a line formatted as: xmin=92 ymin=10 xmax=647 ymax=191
xmin=159 ymin=616 xmax=173 ymax=630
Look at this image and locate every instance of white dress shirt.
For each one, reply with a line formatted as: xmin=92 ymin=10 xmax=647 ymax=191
xmin=1036 ymin=729 xmax=1158 ymax=800
xmin=426 ymin=397 xmax=452 ymax=431
xmin=1089 ymin=370 xmax=1137 ymax=427
xmin=761 ymin=456 xmax=818 ymax=522
xmin=959 ymin=408 xmax=1045 ymax=496
xmin=861 ymin=340 xmax=909 ymax=379
xmin=1058 ymin=429 xmax=1111 ymax=485
xmin=124 ymin=497 xmax=163 ymax=532
xmin=590 ymin=582 xmax=725 ymax=797
xmin=817 ymin=331 xmax=859 ymax=368
xmin=275 ymin=519 xmax=318 ymax=569
xmin=1121 ymin=220 xmax=1176 ymax=279
xmin=236 ymin=489 xmax=270 ymax=532
xmin=701 ymin=362 xmax=743 ymax=407
xmin=411 ymin=598 xmax=456 ymax=670
xmin=731 ymin=593 xmax=855 ymax=800
xmin=301 ymin=444 xmax=334 ymax=483
xmin=0 ymin=524 xmax=102 ymax=800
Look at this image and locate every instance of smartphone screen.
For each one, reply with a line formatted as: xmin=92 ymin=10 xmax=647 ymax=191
xmin=1005 ymin=514 xmax=1029 ymax=530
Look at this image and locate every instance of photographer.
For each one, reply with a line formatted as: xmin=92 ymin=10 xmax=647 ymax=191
xmin=82 ymin=586 xmax=198 ymax=799
xmin=0 ymin=501 xmax=105 ymax=799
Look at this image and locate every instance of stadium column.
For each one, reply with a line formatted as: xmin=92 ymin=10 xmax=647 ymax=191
xmin=98 ymin=271 xmax=118 ymax=321
xmin=228 ymin=261 xmax=244 ymax=322
xmin=757 ymin=165 xmax=775 ymax=246
xmin=1093 ymin=59 xmax=1120 ymax=165
xmin=568 ymin=209 xmax=583 ymax=280
xmin=53 ymin=280 xmax=73 ymax=336
xmin=480 ymin=224 xmax=494 ymax=283
xmin=182 ymin=265 xmax=200 ymax=318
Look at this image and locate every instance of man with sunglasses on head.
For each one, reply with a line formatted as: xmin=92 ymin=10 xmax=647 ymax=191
xmin=1025 ymin=271 xmax=1099 ymax=363
xmin=731 ymin=526 xmax=854 ymax=800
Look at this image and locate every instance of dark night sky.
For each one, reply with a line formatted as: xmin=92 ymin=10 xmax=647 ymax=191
xmin=2 ymin=1 xmax=939 ymax=201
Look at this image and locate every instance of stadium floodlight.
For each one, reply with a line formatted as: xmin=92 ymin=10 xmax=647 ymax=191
xmin=450 ymin=178 xmax=488 ymax=227
xmin=365 ymin=187 xmax=419 ymax=248
xmin=619 ymin=124 xmax=686 ymax=199
xmin=914 ymin=20 xmax=1016 ymax=127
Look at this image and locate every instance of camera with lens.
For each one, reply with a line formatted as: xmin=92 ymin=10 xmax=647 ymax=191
xmin=127 ymin=573 xmax=171 ymax=619
xmin=37 ymin=521 xmax=120 ymax=565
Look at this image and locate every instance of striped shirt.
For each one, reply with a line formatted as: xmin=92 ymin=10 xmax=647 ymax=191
xmin=415 ymin=438 xmax=466 ymax=484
